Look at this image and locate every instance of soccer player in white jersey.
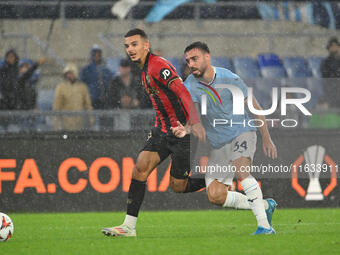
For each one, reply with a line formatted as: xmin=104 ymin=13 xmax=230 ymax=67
xmin=171 ymin=42 xmax=278 ymax=235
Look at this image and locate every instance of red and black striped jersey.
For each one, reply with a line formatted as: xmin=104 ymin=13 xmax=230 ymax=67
xmin=141 ymin=52 xmax=199 ymax=133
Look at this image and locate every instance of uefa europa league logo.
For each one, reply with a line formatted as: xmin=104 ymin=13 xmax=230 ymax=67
xmin=304 ymin=145 xmax=324 ymax=201
xmin=291 ymin=145 xmax=337 ymax=200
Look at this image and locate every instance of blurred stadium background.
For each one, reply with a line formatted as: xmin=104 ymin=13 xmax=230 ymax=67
xmin=0 ymin=0 xmax=340 ymax=254
xmin=0 ymin=1 xmax=339 ymax=252
xmin=1 ymin=1 xmax=340 ymax=132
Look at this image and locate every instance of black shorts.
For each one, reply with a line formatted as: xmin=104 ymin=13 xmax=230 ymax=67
xmin=141 ymin=128 xmax=191 ymax=179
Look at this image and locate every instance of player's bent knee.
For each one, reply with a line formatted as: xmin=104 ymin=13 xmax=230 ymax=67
xmin=133 ymin=164 xmax=145 ymax=174
xmin=132 ymin=151 xmax=160 ymax=180
xmin=132 ymin=163 xmax=152 ymax=180
xmin=207 ymin=182 xmax=227 ymax=205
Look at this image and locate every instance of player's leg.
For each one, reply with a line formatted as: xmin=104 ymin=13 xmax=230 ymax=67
xmin=102 ymin=129 xmax=170 ymax=237
xmin=232 ymin=132 xmax=275 ymax=234
xmin=228 ymin=157 xmax=277 ymax=226
xmin=205 ymin=175 xmax=273 ymax=213
xmin=203 ymin=139 xmax=275 ymax=218
xmin=124 ymin=151 xmax=161 ymax=225
xmin=168 ymin=135 xmax=205 ymax=193
xmin=204 ymin=143 xmax=251 ymax=209
xmin=234 ymin=156 xmax=269 ymax=227
xmin=102 ymin=150 xmax=161 ymax=237
xmin=203 ymin=134 xmax=276 ymax=226
xmin=169 ymin=175 xmax=206 ymax=193
xmin=206 ymin=179 xmax=250 ymax=209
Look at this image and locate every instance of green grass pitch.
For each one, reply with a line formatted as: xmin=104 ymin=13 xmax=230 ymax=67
xmin=2 ymin=209 xmax=339 ymax=255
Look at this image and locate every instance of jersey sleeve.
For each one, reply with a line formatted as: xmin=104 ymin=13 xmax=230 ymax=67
xmin=150 ymin=58 xmax=180 ymax=87
xmin=184 ymin=76 xmax=200 ymax=103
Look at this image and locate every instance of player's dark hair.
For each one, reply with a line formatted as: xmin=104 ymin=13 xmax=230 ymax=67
xmin=124 ymin=28 xmax=148 ymax=39
xmin=184 ymin=41 xmax=210 ymax=54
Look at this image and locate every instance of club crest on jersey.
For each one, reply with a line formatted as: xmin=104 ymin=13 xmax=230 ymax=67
xmin=160 ymin=68 xmax=172 ymax=80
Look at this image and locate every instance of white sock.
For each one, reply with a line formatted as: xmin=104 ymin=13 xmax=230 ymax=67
xmin=241 ymin=175 xmax=270 ymax=229
xmin=264 ymin=200 xmax=269 ymax=210
xmin=223 ymin=191 xmax=250 ymax=209
xmin=223 ymin=191 xmax=269 ymax=210
xmin=123 ymin=215 xmax=137 ymax=229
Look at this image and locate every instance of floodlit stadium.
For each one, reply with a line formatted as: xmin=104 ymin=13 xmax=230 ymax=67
xmin=0 ymin=0 xmax=339 ymax=254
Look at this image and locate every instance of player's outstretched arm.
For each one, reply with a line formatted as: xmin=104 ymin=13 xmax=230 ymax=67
xmin=248 ymin=96 xmax=277 ymax=159
xmin=168 ymin=78 xmax=206 ymax=141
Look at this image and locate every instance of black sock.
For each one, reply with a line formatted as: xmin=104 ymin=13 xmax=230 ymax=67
xmin=184 ymin=177 xmax=206 ymax=193
xmin=126 ymin=179 xmax=146 ymax=217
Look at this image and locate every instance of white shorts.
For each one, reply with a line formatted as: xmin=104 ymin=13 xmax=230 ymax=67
xmin=205 ymin=131 xmax=257 ymax=188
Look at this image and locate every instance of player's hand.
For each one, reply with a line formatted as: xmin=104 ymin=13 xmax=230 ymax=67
xmin=191 ymin=122 xmax=206 ymax=142
xmin=262 ymin=136 xmax=277 ymax=159
xmin=170 ymin=121 xmax=187 ymax=138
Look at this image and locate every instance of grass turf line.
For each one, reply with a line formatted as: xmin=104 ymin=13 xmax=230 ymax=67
xmin=1 ymin=209 xmax=339 ymax=255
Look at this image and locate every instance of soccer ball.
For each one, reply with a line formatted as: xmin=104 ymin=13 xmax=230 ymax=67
xmin=0 ymin=213 xmax=14 ymax=242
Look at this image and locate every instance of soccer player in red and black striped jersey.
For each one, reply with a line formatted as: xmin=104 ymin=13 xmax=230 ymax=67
xmin=102 ymin=28 xmax=206 ymax=237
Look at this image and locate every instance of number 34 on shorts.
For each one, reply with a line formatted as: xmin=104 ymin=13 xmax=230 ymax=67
xmin=230 ymin=131 xmax=257 ymax=161
xmin=233 ymin=141 xmax=248 ymax=153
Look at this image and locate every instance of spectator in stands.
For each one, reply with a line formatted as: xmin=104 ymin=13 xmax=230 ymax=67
xmin=80 ymin=44 xmax=112 ymax=109
xmin=17 ymin=58 xmax=46 ymax=110
xmin=321 ymin=37 xmax=340 ymax=108
xmin=0 ymin=49 xmax=46 ymax=110
xmin=105 ymin=59 xmax=141 ymax=109
xmin=53 ymin=63 xmax=93 ymax=131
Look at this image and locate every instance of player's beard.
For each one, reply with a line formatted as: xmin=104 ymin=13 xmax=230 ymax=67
xmin=192 ymin=64 xmax=207 ymax=78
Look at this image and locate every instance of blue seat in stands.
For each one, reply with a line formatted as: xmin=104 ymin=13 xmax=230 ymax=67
xmin=0 ymin=59 xmax=4 ymax=67
xmin=257 ymin=53 xmax=286 ymax=78
xmin=307 ymin=57 xmax=323 ymax=78
xmin=106 ymin=58 xmax=120 ymax=74
xmin=282 ymin=57 xmax=312 ymax=78
xmin=211 ymin=57 xmax=233 ymax=71
xmin=257 ymin=53 xmax=282 ymax=68
xmin=37 ymin=89 xmax=55 ymax=111
xmin=233 ymin=57 xmax=260 ymax=79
